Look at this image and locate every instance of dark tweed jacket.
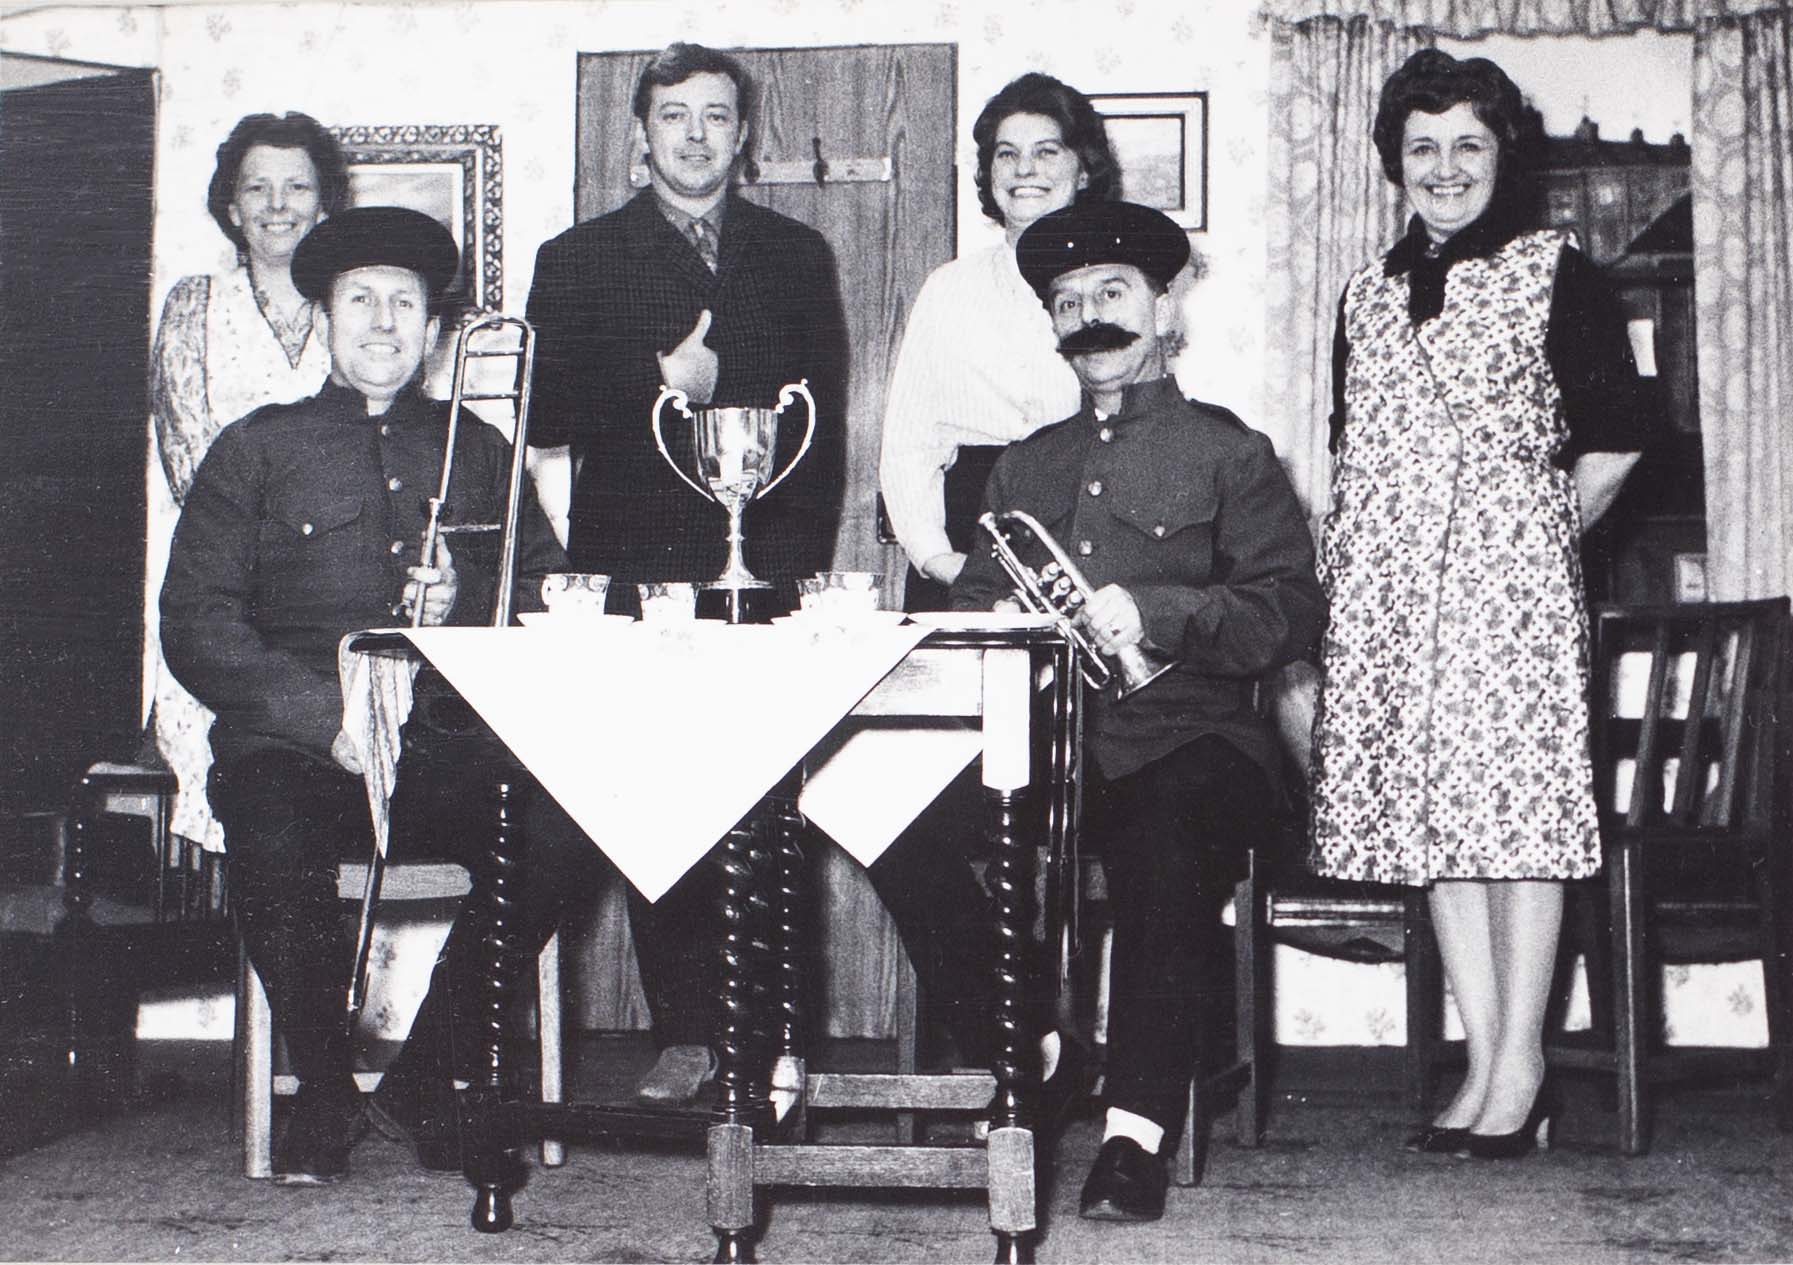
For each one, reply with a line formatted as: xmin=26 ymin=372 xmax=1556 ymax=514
xmin=525 ymin=190 xmax=848 ymax=593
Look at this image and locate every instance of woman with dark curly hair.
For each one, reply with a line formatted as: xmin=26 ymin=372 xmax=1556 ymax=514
xmin=879 ymin=71 xmax=1121 ymax=608
xmin=1307 ymin=50 xmax=1651 ymax=1159
xmin=147 ymin=111 xmax=347 ymax=852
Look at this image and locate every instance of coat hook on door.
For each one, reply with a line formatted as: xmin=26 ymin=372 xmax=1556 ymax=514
xmin=811 ymin=137 xmax=829 ymax=185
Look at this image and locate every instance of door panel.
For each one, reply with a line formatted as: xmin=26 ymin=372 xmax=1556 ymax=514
xmin=572 ymin=44 xmax=956 ymax=1038
xmin=0 ymin=68 xmax=156 ymax=814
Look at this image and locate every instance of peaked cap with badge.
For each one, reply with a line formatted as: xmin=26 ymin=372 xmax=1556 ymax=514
xmin=1014 ymin=200 xmax=1191 ymax=305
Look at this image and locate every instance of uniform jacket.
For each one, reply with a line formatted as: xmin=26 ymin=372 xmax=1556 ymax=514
xmin=161 ymin=379 xmax=568 ymax=768
xmin=525 ymin=190 xmax=848 ymax=590
xmin=952 ymin=376 xmax=1326 ymax=781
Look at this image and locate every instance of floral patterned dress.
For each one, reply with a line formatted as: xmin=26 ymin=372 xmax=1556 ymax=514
xmin=1308 ymin=228 xmax=1602 ymax=885
xmin=147 ymin=266 xmax=329 ymax=851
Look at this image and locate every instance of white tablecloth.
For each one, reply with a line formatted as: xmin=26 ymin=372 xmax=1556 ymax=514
xmin=341 ymin=621 xmax=989 ymax=901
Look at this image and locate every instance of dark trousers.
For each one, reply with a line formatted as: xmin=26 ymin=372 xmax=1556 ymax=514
xmin=626 ymin=766 xmax=1000 ymax=1062
xmin=211 ymin=711 xmax=615 ymax=1099
xmin=900 ymin=443 xmax=1005 ymax=613
xmin=1091 ymin=735 xmax=1266 ymax=1132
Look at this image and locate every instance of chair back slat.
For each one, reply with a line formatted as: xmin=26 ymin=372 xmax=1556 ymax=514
xmin=1594 ymin=599 xmax=1789 ymax=841
xmin=1625 ymin=619 xmax=1674 ymax=830
xmin=1669 ymin=617 xmax=1719 ymax=823
xmin=1704 ymin=617 xmax=1757 ymax=830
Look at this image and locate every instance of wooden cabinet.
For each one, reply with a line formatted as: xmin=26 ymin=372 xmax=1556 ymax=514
xmin=1533 ymin=121 xmax=1705 ymax=604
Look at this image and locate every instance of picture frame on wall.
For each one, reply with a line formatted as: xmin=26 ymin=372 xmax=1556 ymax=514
xmin=329 ymin=124 xmax=503 ymax=315
xmin=1088 ymin=92 xmax=1208 ymax=231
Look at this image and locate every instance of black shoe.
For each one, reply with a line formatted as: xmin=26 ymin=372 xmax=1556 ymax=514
xmin=368 ymin=1055 xmax=463 ymax=1174
xmin=364 ymin=1094 xmax=463 ymax=1173
xmin=1457 ymin=1079 xmax=1558 ymax=1160
xmin=1403 ymin=1123 xmax=1471 ymax=1154
xmin=274 ymin=1083 xmax=368 ymax=1186
xmin=1078 ymin=1136 xmax=1168 ymax=1222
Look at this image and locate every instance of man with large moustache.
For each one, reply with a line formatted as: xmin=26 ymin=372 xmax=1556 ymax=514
xmin=162 ymin=207 xmax=613 ymax=1185
xmin=951 ymin=200 xmax=1326 ymax=1221
xmin=525 ymin=41 xmax=849 ymax=1107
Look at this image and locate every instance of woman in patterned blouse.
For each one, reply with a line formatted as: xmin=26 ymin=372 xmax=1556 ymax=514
xmin=1307 ymin=51 xmax=1651 ymax=1160
xmin=145 ymin=112 xmax=348 ymax=853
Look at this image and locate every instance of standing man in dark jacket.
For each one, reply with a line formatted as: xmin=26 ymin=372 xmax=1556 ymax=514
xmin=952 ymin=201 xmax=1326 ymax=1221
xmin=524 ymin=42 xmax=849 ymax=1106
xmin=163 ymin=207 xmax=612 ymax=1185
xmin=526 ymin=41 xmax=848 ymax=606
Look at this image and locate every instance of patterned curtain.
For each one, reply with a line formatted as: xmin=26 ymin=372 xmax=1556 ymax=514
xmin=1262 ymin=17 xmax=1427 ymax=516
xmin=1690 ymin=7 xmax=1793 ymax=599
xmin=1258 ymin=0 xmax=1787 ymax=34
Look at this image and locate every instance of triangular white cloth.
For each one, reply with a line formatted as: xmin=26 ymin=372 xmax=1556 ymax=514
xmin=348 ymin=622 xmax=935 ymax=901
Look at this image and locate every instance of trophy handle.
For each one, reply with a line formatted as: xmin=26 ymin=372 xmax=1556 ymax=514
xmin=756 ymin=380 xmax=817 ymax=498
xmin=650 ymin=384 xmax=714 ymax=501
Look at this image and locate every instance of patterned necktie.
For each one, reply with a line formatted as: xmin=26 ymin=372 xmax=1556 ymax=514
xmin=687 ymin=216 xmax=719 ymax=273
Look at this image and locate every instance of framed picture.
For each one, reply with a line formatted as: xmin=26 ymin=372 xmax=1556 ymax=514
xmin=1672 ymin=551 xmax=1709 ymax=603
xmin=1088 ymin=92 xmax=1208 ymax=231
xmin=329 ymin=124 xmax=503 ymax=315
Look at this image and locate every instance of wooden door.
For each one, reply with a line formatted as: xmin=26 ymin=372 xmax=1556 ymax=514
xmin=571 ymin=44 xmax=957 ymax=1038
xmin=0 ymin=64 xmax=156 ymax=815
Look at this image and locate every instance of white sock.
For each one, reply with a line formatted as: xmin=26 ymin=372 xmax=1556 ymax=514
xmin=1102 ymin=1107 xmax=1164 ymax=1155
xmin=1039 ymin=1031 xmax=1061 ymax=1083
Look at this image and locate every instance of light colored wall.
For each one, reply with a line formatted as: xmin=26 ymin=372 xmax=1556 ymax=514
xmin=0 ymin=0 xmax=1278 ymax=423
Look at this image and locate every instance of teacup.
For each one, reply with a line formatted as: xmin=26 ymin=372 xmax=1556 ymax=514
xmin=799 ymin=571 xmax=883 ymax=614
xmin=540 ymin=572 xmax=611 ymax=614
xmin=637 ymin=581 xmax=697 ymax=623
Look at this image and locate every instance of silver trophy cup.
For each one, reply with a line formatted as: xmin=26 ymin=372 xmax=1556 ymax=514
xmin=650 ymin=380 xmax=817 ymax=591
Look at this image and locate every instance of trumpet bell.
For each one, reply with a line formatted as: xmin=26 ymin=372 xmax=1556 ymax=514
xmin=978 ymin=509 xmax=1176 ymax=701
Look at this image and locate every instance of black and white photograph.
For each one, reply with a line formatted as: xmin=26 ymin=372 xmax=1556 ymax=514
xmin=0 ymin=1 xmax=1788 ymax=1262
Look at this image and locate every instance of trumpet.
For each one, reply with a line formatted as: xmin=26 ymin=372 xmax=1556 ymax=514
xmin=978 ymin=509 xmax=1177 ymax=700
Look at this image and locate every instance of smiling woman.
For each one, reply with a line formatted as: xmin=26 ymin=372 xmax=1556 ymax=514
xmin=878 ymin=71 xmax=1121 ymax=610
xmin=1309 ymin=48 xmax=1655 ymax=1162
xmin=145 ymin=111 xmax=349 ymax=856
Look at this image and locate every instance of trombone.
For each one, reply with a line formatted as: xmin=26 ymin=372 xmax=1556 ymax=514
xmin=348 ymin=312 xmax=538 ymax=1030
xmin=978 ymin=509 xmax=1177 ymax=701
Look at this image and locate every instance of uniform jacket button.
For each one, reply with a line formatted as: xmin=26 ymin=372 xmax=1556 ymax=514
xmin=1087 ymin=480 xmax=1104 ymax=497
xmin=300 ymin=522 xmax=314 ymax=536
xmin=387 ymin=477 xmax=402 ymax=492
xmin=1153 ymin=524 xmax=1166 ymax=538
xmin=389 ymin=540 xmax=405 ymax=555
xmin=1077 ymin=540 xmax=1093 ymax=557
xmin=1098 ymin=427 xmax=1114 ymax=443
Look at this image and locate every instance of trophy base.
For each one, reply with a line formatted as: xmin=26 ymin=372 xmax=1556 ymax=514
xmin=697 ymin=585 xmax=780 ymax=625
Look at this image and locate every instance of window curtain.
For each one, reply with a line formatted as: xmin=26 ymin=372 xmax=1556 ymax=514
xmin=1262 ymin=16 xmax=1426 ymax=516
xmin=1690 ymin=7 xmax=1793 ymax=599
xmin=1260 ymin=0 xmax=1793 ymax=601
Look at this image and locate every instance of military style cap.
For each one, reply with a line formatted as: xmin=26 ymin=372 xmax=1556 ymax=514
xmin=291 ymin=205 xmax=460 ymax=303
xmin=1015 ymin=200 xmax=1191 ymax=303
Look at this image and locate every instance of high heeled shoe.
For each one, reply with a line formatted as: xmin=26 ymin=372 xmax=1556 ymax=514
xmin=1402 ymin=1123 xmax=1471 ymax=1154
xmin=1456 ymin=1079 xmax=1558 ymax=1160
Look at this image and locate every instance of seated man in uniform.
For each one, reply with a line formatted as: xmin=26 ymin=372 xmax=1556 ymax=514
xmin=952 ymin=200 xmax=1325 ymax=1221
xmin=161 ymin=206 xmax=613 ymax=1185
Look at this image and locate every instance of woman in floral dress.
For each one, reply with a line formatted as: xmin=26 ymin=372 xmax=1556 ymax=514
xmin=1308 ymin=51 xmax=1652 ymax=1158
xmin=146 ymin=112 xmax=347 ymax=852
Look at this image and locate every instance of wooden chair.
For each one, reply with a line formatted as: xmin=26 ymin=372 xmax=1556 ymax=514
xmin=1184 ymin=823 xmax=1446 ymax=1186
xmin=1548 ymin=599 xmax=1792 ymax=1154
xmin=238 ymin=859 xmax=566 ymax=1178
xmin=50 ymin=764 xmax=234 ymax=1110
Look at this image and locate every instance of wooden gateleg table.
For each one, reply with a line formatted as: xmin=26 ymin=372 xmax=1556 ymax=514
xmin=345 ymin=620 xmax=1080 ymax=1262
